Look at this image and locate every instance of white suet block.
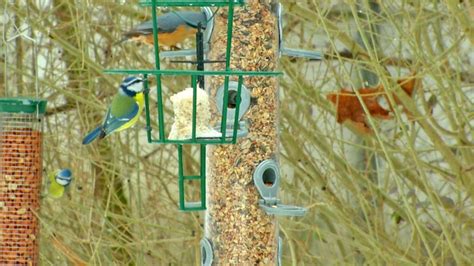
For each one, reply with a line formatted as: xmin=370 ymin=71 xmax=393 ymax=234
xmin=169 ymin=87 xmax=220 ymax=140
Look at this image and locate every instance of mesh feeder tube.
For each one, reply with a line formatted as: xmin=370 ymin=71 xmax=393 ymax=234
xmin=205 ymin=1 xmax=280 ymax=264
xmin=0 ymin=98 xmax=47 ymax=265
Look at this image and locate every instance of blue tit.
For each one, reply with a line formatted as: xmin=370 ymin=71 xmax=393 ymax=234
xmin=82 ymin=76 xmax=145 ymax=145
xmin=48 ymin=168 xmax=73 ymax=199
xmin=117 ymin=11 xmax=207 ymax=47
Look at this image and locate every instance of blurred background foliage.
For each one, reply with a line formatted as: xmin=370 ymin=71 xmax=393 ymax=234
xmin=1 ymin=0 xmax=473 ymax=265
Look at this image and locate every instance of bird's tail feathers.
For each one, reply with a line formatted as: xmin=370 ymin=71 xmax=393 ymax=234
xmin=82 ymin=126 xmax=106 ymax=145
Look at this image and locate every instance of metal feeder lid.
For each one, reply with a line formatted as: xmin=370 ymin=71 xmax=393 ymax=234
xmin=0 ymin=98 xmax=48 ymax=114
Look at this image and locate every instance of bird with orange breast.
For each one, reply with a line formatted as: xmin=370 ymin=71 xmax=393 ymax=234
xmin=117 ymin=11 xmax=207 ymax=48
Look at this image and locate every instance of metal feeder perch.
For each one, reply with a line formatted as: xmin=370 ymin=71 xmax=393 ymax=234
xmin=0 ymin=98 xmax=47 ymax=265
xmin=253 ymin=159 xmax=307 ymax=216
xmin=104 ymin=0 xmax=282 ymax=211
xmin=276 ymin=3 xmax=323 ymax=60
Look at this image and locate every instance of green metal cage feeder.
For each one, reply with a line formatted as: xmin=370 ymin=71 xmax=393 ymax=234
xmin=105 ymin=0 xmax=282 ymax=211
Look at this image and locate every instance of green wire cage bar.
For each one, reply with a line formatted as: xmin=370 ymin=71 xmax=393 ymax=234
xmin=105 ymin=0 xmax=281 ymax=210
xmin=177 ymin=144 xmax=206 ymax=211
xmin=139 ymin=0 xmax=246 ymax=7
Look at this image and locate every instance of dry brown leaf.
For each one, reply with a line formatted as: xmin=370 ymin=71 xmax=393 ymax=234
xmin=327 ymin=87 xmax=390 ymax=133
xmin=327 ymin=75 xmax=419 ymax=133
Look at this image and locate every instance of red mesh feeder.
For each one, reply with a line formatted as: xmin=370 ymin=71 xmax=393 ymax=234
xmin=0 ymin=98 xmax=47 ymax=265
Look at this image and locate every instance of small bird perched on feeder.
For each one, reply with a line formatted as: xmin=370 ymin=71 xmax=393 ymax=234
xmin=117 ymin=11 xmax=207 ymax=48
xmin=82 ymin=76 xmax=145 ymax=145
xmin=47 ymin=168 xmax=73 ymax=199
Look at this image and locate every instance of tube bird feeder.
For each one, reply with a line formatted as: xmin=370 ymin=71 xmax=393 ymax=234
xmin=204 ymin=1 xmax=305 ymax=264
xmin=0 ymin=98 xmax=47 ymax=265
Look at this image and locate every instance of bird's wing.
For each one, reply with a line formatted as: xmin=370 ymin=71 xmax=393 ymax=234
xmin=48 ymin=172 xmax=55 ymax=184
xmin=165 ymin=11 xmax=207 ymax=30
xmin=124 ymin=11 xmax=206 ymax=37
xmin=101 ymin=98 xmax=139 ymax=135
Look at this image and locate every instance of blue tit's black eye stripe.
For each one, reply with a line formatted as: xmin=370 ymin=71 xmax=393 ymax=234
xmin=122 ymin=77 xmax=143 ymax=87
xmin=123 ymin=80 xmax=136 ymax=87
xmin=120 ymin=86 xmax=136 ymax=97
xmin=132 ymin=79 xmax=143 ymax=86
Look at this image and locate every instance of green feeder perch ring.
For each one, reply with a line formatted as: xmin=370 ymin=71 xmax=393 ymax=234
xmin=0 ymin=98 xmax=47 ymax=114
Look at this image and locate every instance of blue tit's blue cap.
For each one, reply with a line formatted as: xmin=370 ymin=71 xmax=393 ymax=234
xmin=56 ymin=168 xmax=73 ymax=186
xmin=58 ymin=168 xmax=72 ymax=178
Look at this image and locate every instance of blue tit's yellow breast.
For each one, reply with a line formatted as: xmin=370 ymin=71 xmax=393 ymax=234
xmin=48 ymin=181 xmax=65 ymax=199
xmin=116 ymin=92 xmax=145 ymax=132
xmin=134 ymin=92 xmax=145 ymax=112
